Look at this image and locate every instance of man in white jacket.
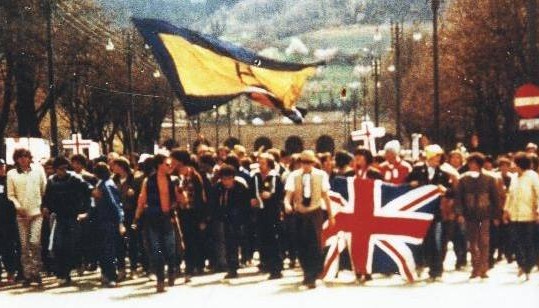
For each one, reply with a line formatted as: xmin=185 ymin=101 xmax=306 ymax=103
xmin=7 ymin=149 xmax=47 ymax=287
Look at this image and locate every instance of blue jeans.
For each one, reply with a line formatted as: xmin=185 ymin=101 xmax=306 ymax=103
xmin=146 ymin=217 xmax=176 ymax=281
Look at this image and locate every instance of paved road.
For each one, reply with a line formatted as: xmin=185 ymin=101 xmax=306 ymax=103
xmin=1 ymin=257 xmax=537 ymax=308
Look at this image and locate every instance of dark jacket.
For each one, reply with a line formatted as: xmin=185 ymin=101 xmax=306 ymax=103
xmin=211 ymin=179 xmax=250 ymax=224
xmin=250 ymin=170 xmax=284 ymax=219
xmin=145 ymin=173 xmax=176 ymax=220
xmin=0 ymin=175 xmax=16 ymax=231
xmin=406 ymin=163 xmax=452 ymax=219
xmin=455 ymin=172 xmax=501 ymax=221
xmin=42 ymin=172 xmax=92 ymax=220
xmin=113 ymin=174 xmax=137 ymax=213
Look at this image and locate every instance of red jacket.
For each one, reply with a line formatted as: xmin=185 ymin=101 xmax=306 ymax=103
xmin=379 ymin=159 xmax=412 ymax=185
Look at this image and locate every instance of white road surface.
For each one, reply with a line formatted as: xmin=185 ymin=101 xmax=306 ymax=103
xmin=1 ymin=257 xmax=537 ymax=308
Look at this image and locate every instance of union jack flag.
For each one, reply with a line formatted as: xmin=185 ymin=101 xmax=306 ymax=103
xmin=322 ymin=177 xmax=441 ymax=282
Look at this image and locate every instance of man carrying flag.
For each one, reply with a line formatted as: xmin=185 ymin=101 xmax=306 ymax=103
xmin=132 ymin=18 xmax=320 ymax=123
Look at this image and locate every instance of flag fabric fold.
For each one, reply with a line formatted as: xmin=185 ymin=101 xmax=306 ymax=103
xmin=322 ymin=177 xmax=441 ymax=282
xmin=132 ymin=18 xmax=321 ymax=123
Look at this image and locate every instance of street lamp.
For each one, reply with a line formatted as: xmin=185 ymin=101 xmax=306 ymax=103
xmin=413 ymin=31 xmax=423 ymax=42
xmin=106 ymin=38 xmax=115 ymax=51
xmin=373 ymin=27 xmax=383 ymax=42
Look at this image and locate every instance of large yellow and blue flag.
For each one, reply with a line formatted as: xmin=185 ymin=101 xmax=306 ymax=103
xmin=132 ymin=18 xmax=321 ymax=123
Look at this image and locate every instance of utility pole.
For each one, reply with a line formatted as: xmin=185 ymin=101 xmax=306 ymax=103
xmin=45 ymin=0 xmax=59 ymax=156
xmin=373 ymin=56 xmax=381 ymax=127
xmin=171 ymin=98 xmax=176 ymax=144
xmin=392 ymin=21 xmax=403 ymax=141
xmin=432 ymin=0 xmax=441 ymax=142
xmin=527 ymin=0 xmax=539 ymax=82
xmin=126 ymin=31 xmax=135 ymax=153
xmin=227 ymin=102 xmax=232 ymax=138
xmin=214 ymin=105 xmax=219 ymax=146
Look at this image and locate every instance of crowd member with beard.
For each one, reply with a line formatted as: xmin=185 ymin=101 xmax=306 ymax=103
xmin=42 ymin=157 xmax=92 ymax=286
xmin=211 ymin=165 xmax=251 ymax=279
xmin=0 ymin=159 xmax=18 ymax=285
xmin=407 ymin=145 xmax=452 ymax=282
xmin=170 ymin=149 xmax=207 ymax=282
xmin=111 ymin=157 xmax=139 ymax=280
xmin=250 ymin=153 xmax=284 ymax=279
xmin=7 ymin=149 xmax=47 ymax=288
xmin=133 ymin=155 xmax=177 ymax=292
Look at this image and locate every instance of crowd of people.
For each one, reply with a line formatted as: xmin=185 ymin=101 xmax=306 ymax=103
xmin=0 ymin=138 xmax=538 ymax=293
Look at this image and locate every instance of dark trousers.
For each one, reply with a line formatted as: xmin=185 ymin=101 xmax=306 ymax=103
xmin=297 ymin=209 xmax=324 ymax=283
xmin=499 ymin=223 xmax=515 ymax=262
xmin=281 ymin=213 xmax=299 ymax=263
xmin=510 ymin=222 xmax=536 ymax=274
xmin=224 ymin=221 xmax=242 ymax=273
xmin=52 ymin=219 xmax=81 ymax=279
xmin=80 ymin=219 xmax=99 ymax=268
xmin=212 ymin=220 xmax=227 ymax=270
xmin=0 ymin=218 xmax=19 ymax=276
xmin=41 ymin=216 xmax=53 ymax=273
xmin=241 ymin=208 xmax=258 ymax=264
xmin=417 ymin=221 xmax=444 ymax=278
xmin=116 ymin=211 xmax=141 ymax=272
xmin=466 ymin=219 xmax=490 ymax=275
xmin=489 ymin=221 xmax=501 ymax=267
xmin=258 ymin=209 xmax=283 ymax=274
xmin=442 ymin=220 xmax=467 ymax=267
xmin=146 ymin=218 xmax=176 ymax=282
xmin=180 ymin=209 xmax=204 ymax=274
xmin=96 ymin=222 xmax=120 ymax=282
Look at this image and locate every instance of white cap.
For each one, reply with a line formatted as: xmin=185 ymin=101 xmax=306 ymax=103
xmin=526 ymin=142 xmax=538 ymax=150
xmin=384 ymin=140 xmax=401 ymax=154
xmin=425 ymin=144 xmax=444 ymax=159
xmin=138 ymin=153 xmax=153 ymax=164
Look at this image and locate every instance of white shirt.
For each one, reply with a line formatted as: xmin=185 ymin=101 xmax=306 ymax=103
xmin=302 ymin=173 xmax=312 ymax=198
xmin=284 ymin=168 xmax=331 ymax=193
xmin=7 ymin=163 xmax=47 ymax=217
